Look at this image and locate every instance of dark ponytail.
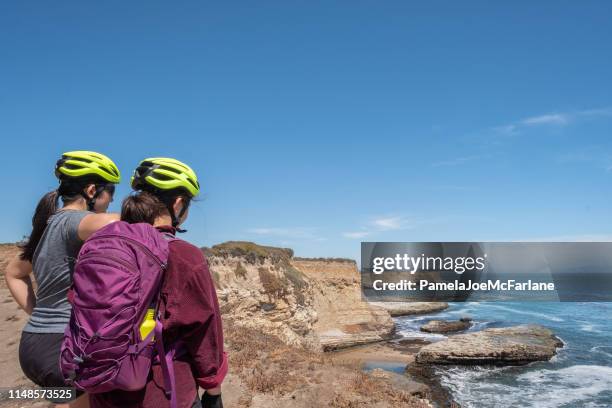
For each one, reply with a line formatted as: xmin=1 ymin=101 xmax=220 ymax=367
xmin=19 ymin=190 xmax=60 ymax=262
xmin=19 ymin=176 xmax=107 ymax=262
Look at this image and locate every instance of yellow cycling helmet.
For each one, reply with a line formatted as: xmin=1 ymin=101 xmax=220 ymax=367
xmin=55 ymin=151 xmax=121 ymax=184
xmin=131 ymin=157 xmax=200 ymax=198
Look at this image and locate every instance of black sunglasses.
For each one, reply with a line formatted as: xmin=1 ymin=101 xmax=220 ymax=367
xmin=103 ymin=183 xmax=116 ymax=197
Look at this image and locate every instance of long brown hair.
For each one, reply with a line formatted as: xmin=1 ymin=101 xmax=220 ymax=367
xmin=20 ymin=191 xmax=61 ymax=262
xmin=20 ymin=177 xmax=107 ymax=262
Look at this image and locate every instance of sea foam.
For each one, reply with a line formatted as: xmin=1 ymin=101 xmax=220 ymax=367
xmin=439 ymin=365 xmax=612 ymax=408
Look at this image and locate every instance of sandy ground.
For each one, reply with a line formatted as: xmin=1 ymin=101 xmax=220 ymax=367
xmin=330 ymin=339 xmax=432 ymax=365
xmin=0 ymin=287 xmax=50 ymax=407
xmin=1 ymin=287 xmax=34 ymax=388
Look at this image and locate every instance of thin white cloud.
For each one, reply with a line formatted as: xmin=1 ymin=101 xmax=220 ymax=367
xmin=579 ymin=107 xmax=612 ymax=117
xmin=370 ymin=216 xmax=408 ymax=230
xmin=492 ymin=124 xmax=519 ymax=136
xmin=435 ymin=107 xmax=611 ymax=169
xmin=343 ymin=215 xmax=417 ymax=239
xmin=521 ymin=113 xmax=569 ymax=126
xmin=246 ymin=227 xmax=321 ymax=240
xmin=511 ymin=234 xmax=612 ymax=242
xmin=343 ymin=231 xmax=370 ymax=239
xmin=248 ymin=228 xmax=287 ymax=235
xmin=494 ymin=106 xmax=612 ymax=136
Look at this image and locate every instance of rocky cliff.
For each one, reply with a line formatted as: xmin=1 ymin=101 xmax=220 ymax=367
xmin=205 ymin=242 xmax=394 ymax=351
xmin=291 ymin=258 xmax=395 ymax=350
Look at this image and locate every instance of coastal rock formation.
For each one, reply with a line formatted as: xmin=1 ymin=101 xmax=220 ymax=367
xmin=369 ymin=301 xmax=448 ymax=316
xmin=416 ymin=324 xmax=563 ymax=365
xmin=205 ymin=242 xmax=319 ymax=350
xmin=420 ymin=318 xmax=472 ymax=333
xmin=205 ymin=242 xmax=394 ymax=351
xmin=292 ymin=258 xmax=395 ymax=351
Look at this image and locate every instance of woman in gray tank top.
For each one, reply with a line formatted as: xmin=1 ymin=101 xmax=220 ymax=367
xmin=4 ymin=151 xmax=121 ymax=408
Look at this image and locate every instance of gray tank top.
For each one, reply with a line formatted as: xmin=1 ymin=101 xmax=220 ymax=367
xmin=23 ymin=209 xmax=91 ymax=333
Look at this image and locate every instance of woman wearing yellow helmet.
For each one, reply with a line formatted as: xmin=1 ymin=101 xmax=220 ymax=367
xmin=91 ymin=158 xmax=227 ymax=408
xmin=130 ymin=157 xmax=201 ymax=232
xmin=5 ymin=151 xmax=121 ymax=408
xmin=54 ymin=150 xmax=121 ymax=212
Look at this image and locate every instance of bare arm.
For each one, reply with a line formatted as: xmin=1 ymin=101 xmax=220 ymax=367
xmin=5 ymin=255 xmax=35 ymax=315
xmin=78 ymin=213 xmax=120 ymax=241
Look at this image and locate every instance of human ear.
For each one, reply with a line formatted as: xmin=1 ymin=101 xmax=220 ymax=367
xmin=173 ymin=196 xmax=184 ymax=215
xmin=84 ymin=184 xmax=97 ymax=199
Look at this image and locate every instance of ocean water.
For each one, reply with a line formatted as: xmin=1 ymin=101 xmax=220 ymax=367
xmin=394 ymin=302 xmax=612 ymax=408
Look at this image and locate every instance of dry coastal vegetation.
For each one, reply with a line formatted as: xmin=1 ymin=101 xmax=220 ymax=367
xmin=224 ymin=319 xmax=430 ymax=408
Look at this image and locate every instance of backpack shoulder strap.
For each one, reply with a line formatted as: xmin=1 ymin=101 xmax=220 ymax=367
xmin=154 ymin=321 xmax=177 ymax=408
xmin=155 ymin=230 xmax=179 ymax=408
xmin=161 ymin=232 xmax=179 ymax=243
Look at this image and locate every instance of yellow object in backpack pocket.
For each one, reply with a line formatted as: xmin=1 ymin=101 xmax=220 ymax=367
xmin=139 ymin=308 xmax=156 ymax=341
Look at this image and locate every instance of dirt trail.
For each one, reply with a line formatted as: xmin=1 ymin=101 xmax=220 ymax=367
xmin=0 ymin=287 xmax=51 ymax=407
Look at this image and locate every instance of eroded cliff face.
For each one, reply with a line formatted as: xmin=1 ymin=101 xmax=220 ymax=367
xmin=208 ymin=255 xmax=320 ymax=350
xmin=291 ymin=259 xmax=395 ymax=351
xmin=205 ymin=242 xmax=394 ymax=351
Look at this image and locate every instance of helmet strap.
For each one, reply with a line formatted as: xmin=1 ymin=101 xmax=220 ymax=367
xmin=166 ymin=198 xmax=190 ymax=233
xmin=167 ymin=204 xmax=187 ymax=233
xmin=81 ymin=185 xmax=106 ymax=212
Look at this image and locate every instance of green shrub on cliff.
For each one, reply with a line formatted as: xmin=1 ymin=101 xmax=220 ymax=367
xmin=203 ymin=241 xmax=293 ymax=264
xmin=258 ymin=264 xmax=308 ymax=306
xmin=281 ymin=262 xmax=307 ymax=305
xmin=258 ymin=266 xmax=288 ymax=301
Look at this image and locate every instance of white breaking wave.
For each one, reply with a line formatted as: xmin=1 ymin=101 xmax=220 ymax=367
xmin=396 ymin=328 xmax=447 ymax=341
xmin=444 ymin=308 xmax=476 ymax=316
xmin=591 ymin=346 xmax=612 ymax=359
xmin=439 ymin=365 xmax=612 ymax=408
xmin=515 ymin=365 xmax=612 ymax=407
xmin=468 ymin=320 xmax=491 ymax=331
xmin=482 ymin=303 xmax=564 ymax=322
xmin=579 ymin=322 xmax=602 ymax=333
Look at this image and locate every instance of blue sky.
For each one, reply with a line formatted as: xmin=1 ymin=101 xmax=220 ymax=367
xmin=1 ymin=2 xmax=612 ymax=261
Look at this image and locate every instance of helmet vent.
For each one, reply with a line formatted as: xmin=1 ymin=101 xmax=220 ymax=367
xmin=154 ymin=173 xmax=173 ymax=181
